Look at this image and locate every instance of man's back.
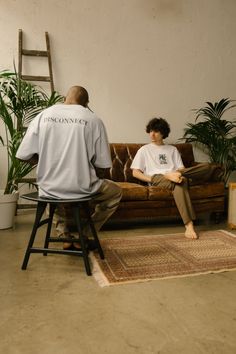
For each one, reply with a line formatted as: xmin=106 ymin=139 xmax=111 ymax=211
xmin=17 ymin=104 xmax=111 ymax=198
xmin=16 ymin=85 xmax=121 ymax=244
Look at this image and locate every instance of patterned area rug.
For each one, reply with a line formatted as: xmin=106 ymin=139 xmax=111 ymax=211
xmin=91 ymin=230 xmax=236 ymax=286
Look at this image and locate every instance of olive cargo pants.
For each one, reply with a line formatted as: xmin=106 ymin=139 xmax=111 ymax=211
xmin=151 ymin=163 xmax=217 ymax=225
xmin=55 ymin=179 xmax=122 ymax=237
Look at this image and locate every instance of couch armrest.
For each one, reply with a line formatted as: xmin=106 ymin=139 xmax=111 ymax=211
xmin=210 ymin=163 xmax=225 ymax=182
xmin=194 ymin=162 xmax=225 ymax=182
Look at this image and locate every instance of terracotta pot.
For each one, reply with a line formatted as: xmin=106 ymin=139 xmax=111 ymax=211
xmin=0 ymin=191 xmax=19 ymax=229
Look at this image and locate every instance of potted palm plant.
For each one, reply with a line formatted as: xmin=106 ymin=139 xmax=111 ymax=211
xmin=0 ymin=70 xmax=63 ymax=229
xmin=182 ymin=98 xmax=236 ymax=184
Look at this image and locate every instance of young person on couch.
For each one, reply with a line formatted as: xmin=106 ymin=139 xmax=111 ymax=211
xmin=131 ymin=117 xmax=216 ymax=239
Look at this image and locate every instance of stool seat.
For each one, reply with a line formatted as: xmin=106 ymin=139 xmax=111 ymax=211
xmin=21 ymin=192 xmax=104 ymax=276
xmin=21 ymin=192 xmax=93 ymax=203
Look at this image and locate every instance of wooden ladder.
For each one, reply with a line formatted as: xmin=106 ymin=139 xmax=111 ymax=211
xmin=18 ymin=29 xmax=54 ymax=92
xmin=17 ymin=29 xmax=55 ymax=210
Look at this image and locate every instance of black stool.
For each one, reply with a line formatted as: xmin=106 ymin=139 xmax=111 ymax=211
xmin=21 ymin=192 xmax=104 ymax=276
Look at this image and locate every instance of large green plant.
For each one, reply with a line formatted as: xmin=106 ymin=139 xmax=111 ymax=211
xmin=0 ymin=70 xmax=63 ymax=194
xmin=182 ymin=98 xmax=236 ymax=183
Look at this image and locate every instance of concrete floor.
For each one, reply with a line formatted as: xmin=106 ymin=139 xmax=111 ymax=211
xmin=1 ymin=212 xmax=236 ymax=354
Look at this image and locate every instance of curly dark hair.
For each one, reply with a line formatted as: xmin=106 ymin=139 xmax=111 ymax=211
xmin=146 ymin=117 xmax=170 ymax=139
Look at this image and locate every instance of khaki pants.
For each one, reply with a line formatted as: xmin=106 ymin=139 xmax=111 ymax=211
xmin=55 ymin=179 xmax=122 ymax=237
xmin=151 ymin=163 xmax=215 ymax=225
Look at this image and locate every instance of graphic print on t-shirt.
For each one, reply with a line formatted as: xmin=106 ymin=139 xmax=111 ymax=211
xmin=159 ymin=154 xmax=167 ymax=165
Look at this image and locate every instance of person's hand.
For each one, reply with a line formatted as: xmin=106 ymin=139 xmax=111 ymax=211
xmin=164 ymin=171 xmax=184 ymax=183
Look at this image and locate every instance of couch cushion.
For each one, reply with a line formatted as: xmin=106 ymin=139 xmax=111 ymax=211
xmin=117 ymin=182 xmax=148 ymax=201
xmin=148 ymin=182 xmax=225 ymax=201
xmin=189 ymin=183 xmax=225 ymax=200
xmin=148 ymin=186 xmax=173 ymax=200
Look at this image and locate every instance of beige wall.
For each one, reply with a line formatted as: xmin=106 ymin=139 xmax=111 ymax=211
xmin=1 ymin=0 xmax=236 ymax=187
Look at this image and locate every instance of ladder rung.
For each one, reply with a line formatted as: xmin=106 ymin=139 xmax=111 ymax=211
xmin=18 ymin=29 xmax=55 ymax=93
xmin=17 ymin=178 xmax=36 ymax=183
xmin=21 ymin=75 xmax=51 ymax=82
xmin=17 ymin=204 xmax=37 ymax=209
xmin=22 ymin=49 xmax=48 ymax=57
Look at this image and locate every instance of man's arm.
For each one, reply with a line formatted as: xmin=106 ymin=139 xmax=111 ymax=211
xmin=17 ymin=154 xmax=38 ymax=166
xmin=95 ymin=167 xmax=110 ymax=179
xmin=132 ymin=169 xmax=152 ymax=183
xmin=133 ymin=168 xmax=184 ymax=184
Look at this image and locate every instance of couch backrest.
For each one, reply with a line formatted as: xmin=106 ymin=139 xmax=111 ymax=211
xmin=104 ymin=143 xmax=195 ymax=183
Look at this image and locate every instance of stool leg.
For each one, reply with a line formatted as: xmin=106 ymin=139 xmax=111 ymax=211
xmin=43 ymin=203 xmax=57 ymax=255
xmin=83 ymin=202 xmax=104 ymax=260
xmin=22 ymin=202 xmax=47 ymax=270
xmin=72 ymin=205 xmax=91 ymax=276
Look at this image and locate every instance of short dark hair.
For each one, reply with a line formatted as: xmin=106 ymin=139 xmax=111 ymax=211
xmin=65 ymin=86 xmax=89 ymax=107
xmin=146 ymin=117 xmax=170 ymax=139
xmin=76 ymin=86 xmax=89 ymax=107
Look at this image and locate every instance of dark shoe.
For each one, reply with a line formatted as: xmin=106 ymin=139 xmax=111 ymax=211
xmin=63 ymin=242 xmax=74 ymax=250
xmin=73 ymin=241 xmax=82 ymax=251
xmin=73 ymin=238 xmax=98 ymax=251
xmin=56 ymin=232 xmax=74 ymax=250
xmin=87 ymin=239 xmax=98 ymax=251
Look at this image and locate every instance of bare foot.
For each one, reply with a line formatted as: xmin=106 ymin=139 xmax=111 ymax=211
xmin=185 ymin=230 xmax=198 ymax=239
xmin=185 ymin=221 xmax=199 ymax=239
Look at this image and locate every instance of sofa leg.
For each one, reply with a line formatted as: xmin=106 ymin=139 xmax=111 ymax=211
xmin=211 ymin=212 xmax=222 ymax=224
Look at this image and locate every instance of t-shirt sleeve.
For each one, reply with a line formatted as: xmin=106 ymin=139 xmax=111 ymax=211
xmin=93 ymin=119 xmax=112 ymax=168
xmin=173 ymin=147 xmax=184 ymax=170
xmin=130 ymin=148 xmax=145 ymax=171
xmin=16 ymin=118 xmax=39 ymax=160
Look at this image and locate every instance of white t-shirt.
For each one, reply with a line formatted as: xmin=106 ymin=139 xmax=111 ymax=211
xmin=16 ymin=104 xmax=112 ymax=198
xmin=130 ymin=143 xmax=184 ymax=176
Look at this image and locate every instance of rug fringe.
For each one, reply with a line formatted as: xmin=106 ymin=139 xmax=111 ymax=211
xmin=90 ymin=253 xmax=110 ymax=287
xmin=94 ymin=267 xmax=236 ymax=287
xmin=219 ymin=229 xmax=236 ymax=237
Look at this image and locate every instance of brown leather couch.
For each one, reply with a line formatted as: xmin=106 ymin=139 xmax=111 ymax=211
xmin=101 ymin=143 xmax=225 ymax=223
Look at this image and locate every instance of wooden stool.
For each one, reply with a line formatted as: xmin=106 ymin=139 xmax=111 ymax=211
xmin=21 ymin=192 xmax=104 ymax=276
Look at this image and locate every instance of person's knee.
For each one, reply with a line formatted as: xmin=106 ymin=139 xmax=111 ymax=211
xmin=114 ymin=183 xmax=122 ymax=199
xmin=203 ymin=162 xmax=211 ymax=171
xmin=96 ymin=180 xmax=122 ymax=210
xmin=109 ymin=183 xmax=122 ymax=205
xmin=104 ymin=180 xmax=122 ymax=199
xmin=181 ymin=176 xmax=188 ymax=185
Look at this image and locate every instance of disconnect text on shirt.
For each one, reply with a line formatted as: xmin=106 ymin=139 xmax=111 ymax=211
xmin=44 ymin=117 xmax=88 ymax=125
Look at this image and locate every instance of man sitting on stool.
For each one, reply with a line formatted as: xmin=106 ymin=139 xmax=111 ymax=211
xmin=16 ymin=86 xmax=122 ymax=250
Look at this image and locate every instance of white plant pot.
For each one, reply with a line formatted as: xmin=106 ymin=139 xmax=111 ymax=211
xmin=0 ymin=191 xmax=19 ymax=229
